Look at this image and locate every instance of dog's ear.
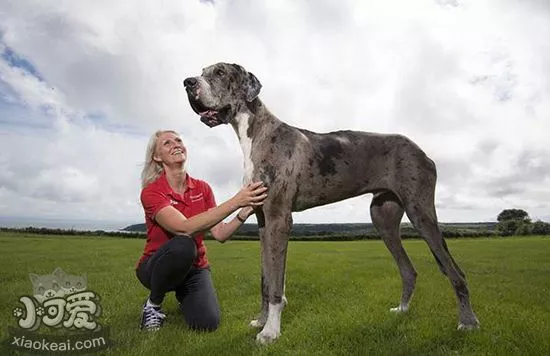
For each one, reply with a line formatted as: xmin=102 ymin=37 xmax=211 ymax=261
xmin=246 ymin=72 xmax=262 ymax=102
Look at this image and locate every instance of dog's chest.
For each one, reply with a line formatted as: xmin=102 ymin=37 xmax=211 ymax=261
xmin=236 ymin=113 xmax=254 ymax=185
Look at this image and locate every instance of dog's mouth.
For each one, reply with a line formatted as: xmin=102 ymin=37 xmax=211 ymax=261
xmin=186 ymin=95 xmax=231 ymax=128
xmin=200 ymin=105 xmax=231 ymax=127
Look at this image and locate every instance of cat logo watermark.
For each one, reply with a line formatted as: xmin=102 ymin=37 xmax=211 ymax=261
xmin=3 ymin=267 xmax=114 ymax=354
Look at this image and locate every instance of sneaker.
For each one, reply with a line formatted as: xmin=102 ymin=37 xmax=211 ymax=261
xmin=140 ymin=303 xmax=166 ymax=331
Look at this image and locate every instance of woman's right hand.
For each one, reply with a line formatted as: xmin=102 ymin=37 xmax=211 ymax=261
xmin=233 ymin=181 xmax=268 ymax=208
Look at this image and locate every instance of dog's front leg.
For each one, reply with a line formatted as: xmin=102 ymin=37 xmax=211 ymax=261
xmin=255 ymin=208 xmax=292 ymax=345
xmin=249 ymin=211 xmax=269 ymax=328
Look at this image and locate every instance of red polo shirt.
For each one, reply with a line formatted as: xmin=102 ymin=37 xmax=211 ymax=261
xmin=136 ymin=172 xmax=216 ymax=269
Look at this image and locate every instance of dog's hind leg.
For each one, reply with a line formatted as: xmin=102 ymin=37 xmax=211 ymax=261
xmin=370 ymin=191 xmax=417 ymax=313
xmin=404 ymin=196 xmax=480 ymax=330
xmin=255 ymin=208 xmax=292 ymax=345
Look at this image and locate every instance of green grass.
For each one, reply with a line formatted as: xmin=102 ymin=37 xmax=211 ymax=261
xmin=0 ymin=233 xmax=549 ymax=355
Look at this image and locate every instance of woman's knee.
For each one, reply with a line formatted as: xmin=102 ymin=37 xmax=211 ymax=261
xmin=187 ymin=311 xmax=220 ymax=332
xmin=179 ymin=294 xmax=221 ymax=332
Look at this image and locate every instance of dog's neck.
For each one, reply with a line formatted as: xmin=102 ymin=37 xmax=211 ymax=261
xmin=230 ymin=98 xmax=283 ymax=185
xmin=230 ymin=98 xmax=281 ymax=142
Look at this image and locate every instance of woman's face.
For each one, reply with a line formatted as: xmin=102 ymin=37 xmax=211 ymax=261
xmin=153 ymin=131 xmax=187 ymax=167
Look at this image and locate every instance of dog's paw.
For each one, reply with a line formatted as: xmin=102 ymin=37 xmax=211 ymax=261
xmin=256 ymin=329 xmax=280 ymax=345
xmin=458 ymin=314 xmax=480 ymax=330
xmin=389 ymin=305 xmax=408 ymax=313
xmin=458 ymin=320 xmax=480 ymax=330
xmin=457 ymin=322 xmax=480 ymax=330
xmin=249 ymin=319 xmax=265 ymax=328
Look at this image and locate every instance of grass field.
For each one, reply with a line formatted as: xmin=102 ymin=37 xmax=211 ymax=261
xmin=0 ymin=232 xmax=549 ymax=355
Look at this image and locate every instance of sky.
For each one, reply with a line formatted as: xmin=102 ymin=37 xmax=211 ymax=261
xmin=0 ymin=0 xmax=549 ymax=228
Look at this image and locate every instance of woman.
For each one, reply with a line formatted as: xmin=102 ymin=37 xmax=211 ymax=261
xmin=136 ymin=130 xmax=267 ymax=332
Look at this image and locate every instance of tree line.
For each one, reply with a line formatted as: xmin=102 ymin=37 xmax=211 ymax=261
xmin=1 ymin=209 xmax=548 ymax=239
xmin=496 ymin=209 xmax=550 ymax=236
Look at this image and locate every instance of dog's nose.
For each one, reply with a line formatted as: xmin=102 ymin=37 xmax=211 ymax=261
xmin=184 ymin=77 xmax=198 ymax=88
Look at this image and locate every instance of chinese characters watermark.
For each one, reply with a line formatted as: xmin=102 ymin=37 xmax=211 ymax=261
xmin=4 ymin=267 xmax=113 ymax=354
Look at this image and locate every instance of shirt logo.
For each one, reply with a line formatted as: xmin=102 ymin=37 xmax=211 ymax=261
xmin=169 ymin=199 xmax=178 ymax=205
xmin=190 ymin=193 xmax=203 ymax=202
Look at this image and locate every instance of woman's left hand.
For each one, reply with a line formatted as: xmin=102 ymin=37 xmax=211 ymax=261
xmin=239 ymin=206 xmax=255 ymax=220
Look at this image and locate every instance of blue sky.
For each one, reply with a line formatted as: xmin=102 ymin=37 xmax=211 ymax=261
xmin=1 ymin=0 xmax=549 ymax=227
xmin=2 ymin=46 xmax=44 ymax=80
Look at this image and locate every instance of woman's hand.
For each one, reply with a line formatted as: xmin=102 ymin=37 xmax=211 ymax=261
xmin=154 ymin=182 xmax=267 ymax=238
xmin=238 ymin=206 xmax=256 ymax=220
xmin=233 ymin=181 xmax=268 ymax=208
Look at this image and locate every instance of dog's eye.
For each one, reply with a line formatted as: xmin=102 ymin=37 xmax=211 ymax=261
xmin=215 ymin=69 xmax=225 ymax=77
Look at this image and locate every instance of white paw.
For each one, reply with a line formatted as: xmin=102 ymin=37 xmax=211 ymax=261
xmin=249 ymin=319 xmax=265 ymax=328
xmin=390 ymin=305 xmax=408 ymax=313
xmin=458 ymin=314 xmax=480 ymax=330
xmin=458 ymin=322 xmax=480 ymax=330
xmin=256 ymin=329 xmax=280 ymax=345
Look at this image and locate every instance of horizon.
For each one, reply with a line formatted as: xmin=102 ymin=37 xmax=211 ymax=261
xmin=3 ymin=209 xmax=549 ymax=233
xmin=0 ymin=215 xmax=528 ymax=233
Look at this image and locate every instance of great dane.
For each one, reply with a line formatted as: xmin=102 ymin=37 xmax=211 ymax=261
xmin=183 ymin=63 xmax=480 ymax=344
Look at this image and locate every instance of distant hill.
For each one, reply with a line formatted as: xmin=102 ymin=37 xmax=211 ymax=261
xmin=123 ymin=223 xmax=147 ymax=232
xmin=122 ymin=223 xmax=379 ymax=234
xmin=1 ymin=221 xmax=501 ymax=240
xmin=122 ymin=221 xmax=498 ymax=239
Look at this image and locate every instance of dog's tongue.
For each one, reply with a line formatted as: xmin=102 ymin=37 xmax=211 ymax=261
xmin=199 ymin=110 xmax=218 ymax=117
xmin=198 ymin=110 xmax=220 ymax=127
xmin=199 ymin=112 xmax=221 ymax=127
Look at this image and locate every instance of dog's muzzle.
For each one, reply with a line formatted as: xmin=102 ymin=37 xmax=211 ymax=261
xmin=183 ymin=77 xmax=230 ymax=128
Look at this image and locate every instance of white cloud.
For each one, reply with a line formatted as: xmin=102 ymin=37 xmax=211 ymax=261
xmin=0 ymin=0 xmax=549 ymax=228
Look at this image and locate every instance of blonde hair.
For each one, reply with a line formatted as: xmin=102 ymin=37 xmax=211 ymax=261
xmin=141 ymin=130 xmax=180 ymax=188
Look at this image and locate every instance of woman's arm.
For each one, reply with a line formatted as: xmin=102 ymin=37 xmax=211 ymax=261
xmin=154 ymin=182 xmax=266 ymax=236
xmin=209 ymin=206 xmax=255 ymax=243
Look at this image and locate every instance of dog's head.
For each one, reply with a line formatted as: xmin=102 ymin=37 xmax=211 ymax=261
xmin=183 ymin=63 xmax=262 ymax=127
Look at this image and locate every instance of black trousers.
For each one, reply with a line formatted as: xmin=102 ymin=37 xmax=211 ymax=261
xmin=136 ymin=236 xmax=221 ymax=331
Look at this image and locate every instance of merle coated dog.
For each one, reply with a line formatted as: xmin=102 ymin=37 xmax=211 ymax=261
xmin=183 ymin=63 xmax=480 ymax=344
